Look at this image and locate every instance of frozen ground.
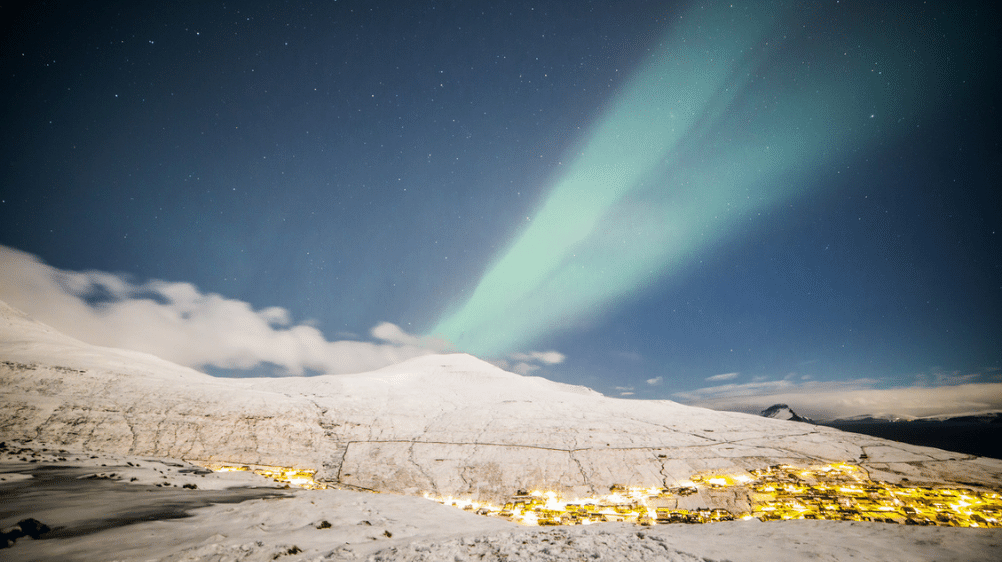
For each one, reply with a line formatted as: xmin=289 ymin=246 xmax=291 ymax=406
xmin=3 ymin=300 xmax=1002 ymax=559
xmin=0 ymin=442 xmax=511 ymax=561
xmin=3 ymin=298 xmax=1001 ymax=505
xmin=2 ymin=442 xmax=1000 ymax=562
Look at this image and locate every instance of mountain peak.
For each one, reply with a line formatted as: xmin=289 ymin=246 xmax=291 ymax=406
xmin=760 ymin=404 xmax=812 ymax=423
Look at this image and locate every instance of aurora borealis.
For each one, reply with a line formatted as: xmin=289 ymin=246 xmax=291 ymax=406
xmin=1 ymin=0 xmax=999 ymax=413
xmin=430 ymin=3 xmax=958 ymax=357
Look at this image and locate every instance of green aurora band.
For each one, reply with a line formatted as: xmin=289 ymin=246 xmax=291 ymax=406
xmin=430 ymin=3 xmax=954 ymax=357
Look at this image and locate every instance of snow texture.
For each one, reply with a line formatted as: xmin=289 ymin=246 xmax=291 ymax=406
xmin=3 ymin=299 xmax=1000 ymax=506
xmin=0 ymin=444 xmax=511 ymax=561
xmin=2 ymin=445 xmax=1000 ymax=561
xmin=3 ymin=299 xmax=1002 ymax=560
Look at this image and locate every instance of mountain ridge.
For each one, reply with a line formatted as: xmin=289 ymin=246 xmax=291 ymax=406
xmin=832 ymin=411 xmax=1002 ymax=424
xmin=3 ymin=299 xmax=1001 ymax=504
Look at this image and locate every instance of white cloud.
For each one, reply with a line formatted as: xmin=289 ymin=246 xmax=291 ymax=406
xmin=673 ymin=377 xmax=1002 ymax=421
xmin=616 ymin=351 xmax=643 ymax=362
xmin=493 ymin=349 xmax=567 ymax=376
xmin=706 ymin=371 xmax=739 ymax=382
xmin=259 ymin=306 xmax=291 ymax=327
xmin=371 ymin=322 xmax=421 ymax=346
xmin=913 ymin=369 xmax=982 ymax=387
xmin=0 ymin=245 xmax=441 ymax=376
xmin=615 ymin=385 xmax=634 ymax=396
xmin=510 ymin=350 xmax=565 ymax=365
xmin=510 ymin=362 xmax=541 ymax=376
xmin=646 ymin=376 xmax=662 ymax=386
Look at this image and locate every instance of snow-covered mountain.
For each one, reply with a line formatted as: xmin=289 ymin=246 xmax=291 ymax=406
xmin=833 ymin=413 xmax=917 ymax=423
xmin=833 ymin=411 xmax=1002 ymax=424
xmin=759 ymin=404 xmax=813 ymax=423
xmin=820 ymin=411 xmax=1002 ymax=461
xmin=2 ymin=299 xmax=1001 ymax=505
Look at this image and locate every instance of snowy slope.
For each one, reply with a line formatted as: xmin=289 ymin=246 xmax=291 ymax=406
xmin=2 ymin=299 xmax=1001 ymax=506
xmin=2 ymin=444 xmax=1000 ymax=562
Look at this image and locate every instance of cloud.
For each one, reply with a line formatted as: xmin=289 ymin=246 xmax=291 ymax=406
xmin=510 ymin=351 xmax=565 ymax=365
xmin=493 ymin=349 xmax=566 ymax=376
xmin=510 ymin=362 xmax=541 ymax=376
xmin=0 ymin=245 xmax=442 ymax=376
xmin=706 ymin=372 xmax=739 ymax=382
xmin=673 ymin=377 xmax=1002 ymax=421
xmin=371 ymin=322 xmax=421 ymax=346
xmin=616 ymin=351 xmax=643 ymax=362
xmin=646 ymin=376 xmax=662 ymax=386
xmin=615 ymin=385 xmax=634 ymax=396
xmin=913 ymin=369 xmax=983 ymax=387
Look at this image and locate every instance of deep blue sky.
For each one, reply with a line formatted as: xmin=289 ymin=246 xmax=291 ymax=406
xmin=2 ymin=1 xmax=1000 ymax=404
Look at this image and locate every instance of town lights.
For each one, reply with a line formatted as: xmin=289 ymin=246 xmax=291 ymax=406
xmin=427 ymin=463 xmax=1002 ymax=529
xmin=194 ymin=462 xmax=325 ymax=489
xmin=196 ymin=460 xmax=1002 ymax=529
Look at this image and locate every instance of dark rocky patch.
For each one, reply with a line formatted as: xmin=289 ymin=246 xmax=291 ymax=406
xmin=1 ymin=518 xmax=51 ymax=548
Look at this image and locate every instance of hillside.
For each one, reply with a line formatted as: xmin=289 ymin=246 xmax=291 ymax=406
xmin=2 ymin=299 xmax=1001 ymax=506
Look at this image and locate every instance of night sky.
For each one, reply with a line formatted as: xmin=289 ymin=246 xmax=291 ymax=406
xmin=2 ymin=1 xmax=1000 ymax=417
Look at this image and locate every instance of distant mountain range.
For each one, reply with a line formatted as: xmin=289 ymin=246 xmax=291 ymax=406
xmin=833 ymin=412 xmax=1002 ymax=424
xmin=758 ymin=404 xmax=1001 ymax=460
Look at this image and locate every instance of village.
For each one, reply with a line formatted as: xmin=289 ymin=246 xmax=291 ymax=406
xmin=745 ymin=463 xmax=1002 ymax=527
xmin=200 ymin=461 xmax=1002 ymax=529
xmin=430 ymin=463 xmax=1002 ymax=528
